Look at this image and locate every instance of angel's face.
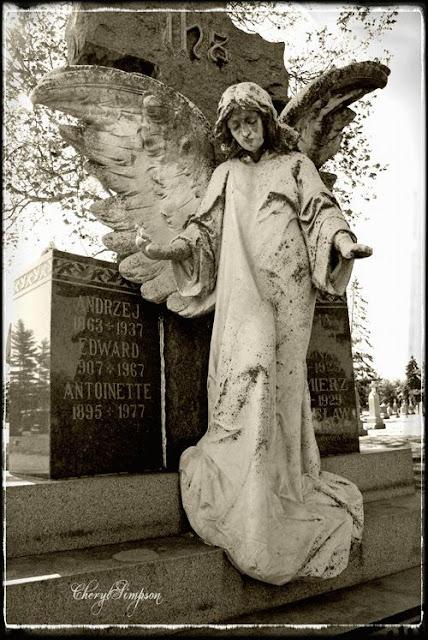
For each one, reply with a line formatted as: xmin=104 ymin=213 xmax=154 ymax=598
xmin=227 ymin=109 xmax=264 ymax=156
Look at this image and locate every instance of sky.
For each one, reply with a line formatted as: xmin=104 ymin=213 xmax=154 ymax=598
xmin=320 ymin=5 xmax=424 ymax=380
xmin=3 ymin=3 xmax=425 ymax=381
xmin=350 ymin=7 xmax=424 ymax=380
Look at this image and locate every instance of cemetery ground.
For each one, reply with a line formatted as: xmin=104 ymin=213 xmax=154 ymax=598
xmin=359 ymin=412 xmax=423 ymax=491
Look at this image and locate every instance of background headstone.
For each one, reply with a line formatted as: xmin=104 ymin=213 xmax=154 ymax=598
xmin=400 ymin=399 xmax=409 ymax=416
xmin=366 ymin=383 xmax=385 ymax=429
xmin=379 ymin=402 xmax=389 ymax=419
xmin=392 ymin=398 xmax=399 ymax=416
xmin=8 ymin=250 xmax=163 ymax=478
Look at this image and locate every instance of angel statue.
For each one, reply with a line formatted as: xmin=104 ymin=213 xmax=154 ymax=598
xmin=31 ymin=60 xmax=389 ymax=585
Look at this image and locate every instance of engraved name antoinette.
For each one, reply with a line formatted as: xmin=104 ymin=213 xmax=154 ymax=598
xmin=61 ymin=293 xmax=158 ymax=423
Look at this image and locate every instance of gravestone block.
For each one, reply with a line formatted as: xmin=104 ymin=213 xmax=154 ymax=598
xmin=306 ymin=298 xmax=360 ymax=455
xmin=162 ymin=309 xmax=214 ymax=470
xmin=8 ymin=249 xmax=163 ymax=479
xmin=66 ymin=2 xmax=289 ymax=122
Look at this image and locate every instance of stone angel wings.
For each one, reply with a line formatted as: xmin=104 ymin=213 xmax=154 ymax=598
xmin=30 ymin=61 xmax=389 ymax=317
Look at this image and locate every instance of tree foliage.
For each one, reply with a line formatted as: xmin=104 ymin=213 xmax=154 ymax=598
xmin=404 ymin=355 xmax=422 ymax=404
xmin=376 ymin=378 xmax=403 ymax=407
xmin=348 ymin=277 xmax=379 ymax=407
xmin=8 ymin=319 xmax=37 ymax=431
xmin=7 ymin=319 xmax=51 ymax=433
xmin=227 ymin=2 xmax=398 ymax=221
xmin=4 ymin=2 xmax=105 ymax=253
xmin=3 ymin=2 xmax=398 ymax=256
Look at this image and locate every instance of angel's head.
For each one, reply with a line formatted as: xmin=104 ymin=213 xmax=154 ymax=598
xmin=214 ymin=82 xmax=297 ymax=159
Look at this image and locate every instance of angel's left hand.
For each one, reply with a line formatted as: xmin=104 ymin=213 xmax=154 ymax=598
xmin=334 ymin=232 xmax=373 ymax=260
xmin=135 ymin=225 xmax=167 ymax=260
xmin=135 ymin=225 xmax=192 ymax=261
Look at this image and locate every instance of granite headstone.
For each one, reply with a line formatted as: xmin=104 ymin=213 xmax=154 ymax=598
xmin=8 ymin=249 xmax=163 ymax=478
xmin=162 ymin=309 xmax=213 ymax=469
xmin=306 ymin=297 xmax=360 ymax=455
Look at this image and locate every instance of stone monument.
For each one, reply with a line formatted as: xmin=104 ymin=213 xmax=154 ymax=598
xmin=29 ymin=2 xmax=390 ymax=462
xmin=401 ymin=398 xmax=409 ymax=417
xmin=6 ymin=2 xmax=421 ymax=628
xmin=8 ymin=249 xmax=163 ymax=478
xmin=379 ymin=402 xmax=390 ymax=419
xmin=306 ymin=298 xmax=362 ymax=453
xmin=366 ymin=382 xmax=385 ymax=429
xmin=392 ymin=398 xmax=399 ymax=416
xmin=65 ymin=2 xmax=289 ymax=122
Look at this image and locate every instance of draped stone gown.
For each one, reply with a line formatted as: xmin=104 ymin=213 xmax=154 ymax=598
xmin=172 ymin=150 xmax=364 ymax=585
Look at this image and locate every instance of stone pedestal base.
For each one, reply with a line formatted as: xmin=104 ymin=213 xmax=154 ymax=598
xmin=5 ymin=448 xmax=420 ymax=625
xmin=366 ymin=417 xmax=385 ymax=429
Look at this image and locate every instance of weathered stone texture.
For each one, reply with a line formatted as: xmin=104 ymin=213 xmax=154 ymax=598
xmin=8 ymin=249 xmax=163 ymax=479
xmin=66 ymin=2 xmax=289 ymax=123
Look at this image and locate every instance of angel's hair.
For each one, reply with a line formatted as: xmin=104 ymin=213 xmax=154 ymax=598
xmin=214 ymin=82 xmax=299 ymax=159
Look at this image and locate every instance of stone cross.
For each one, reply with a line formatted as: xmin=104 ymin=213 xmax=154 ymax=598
xmin=66 ymin=2 xmax=289 ymax=123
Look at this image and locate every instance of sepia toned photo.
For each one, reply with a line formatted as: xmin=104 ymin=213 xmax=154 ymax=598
xmin=3 ymin=2 xmax=424 ymax=636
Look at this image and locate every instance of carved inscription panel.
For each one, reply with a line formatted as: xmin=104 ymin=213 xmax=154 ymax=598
xmin=306 ymin=300 xmax=359 ymax=455
xmin=8 ymin=250 xmax=163 ymax=479
xmin=62 ymin=296 xmax=153 ymax=422
xmin=50 ymin=272 xmax=163 ymax=477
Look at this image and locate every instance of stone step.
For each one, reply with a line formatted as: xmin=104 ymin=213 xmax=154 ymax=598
xmin=173 ymin=566 xmax=422 ymax=636
xmin=6 ymin=447 xmax=416 ymax=558
xmin=5 ymin=492 xmax=421 ymax=626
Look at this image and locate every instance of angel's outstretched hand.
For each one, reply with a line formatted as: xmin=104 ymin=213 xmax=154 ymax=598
xmin=135 ymin=225 xmax=192 ymax=261
xmin=135 ymin=225 xmax=163 ymax=260
xmin=334 ymin=232 xmax=373 ymax=260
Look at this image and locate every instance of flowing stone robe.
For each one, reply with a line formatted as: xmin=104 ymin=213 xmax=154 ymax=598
xmin=172 ymin=150 xmax=364 ymax=585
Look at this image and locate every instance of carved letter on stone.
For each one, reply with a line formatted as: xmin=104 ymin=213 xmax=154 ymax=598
xmin=164 ymin=13 xmax=173 ymax=49
xmin=164 ymin=12 xmax=203 ymax=61
xmin=186 ymin=24 xmax=204 ymax=60
xmin=208 ymin=31 xmax=229 ymax=66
